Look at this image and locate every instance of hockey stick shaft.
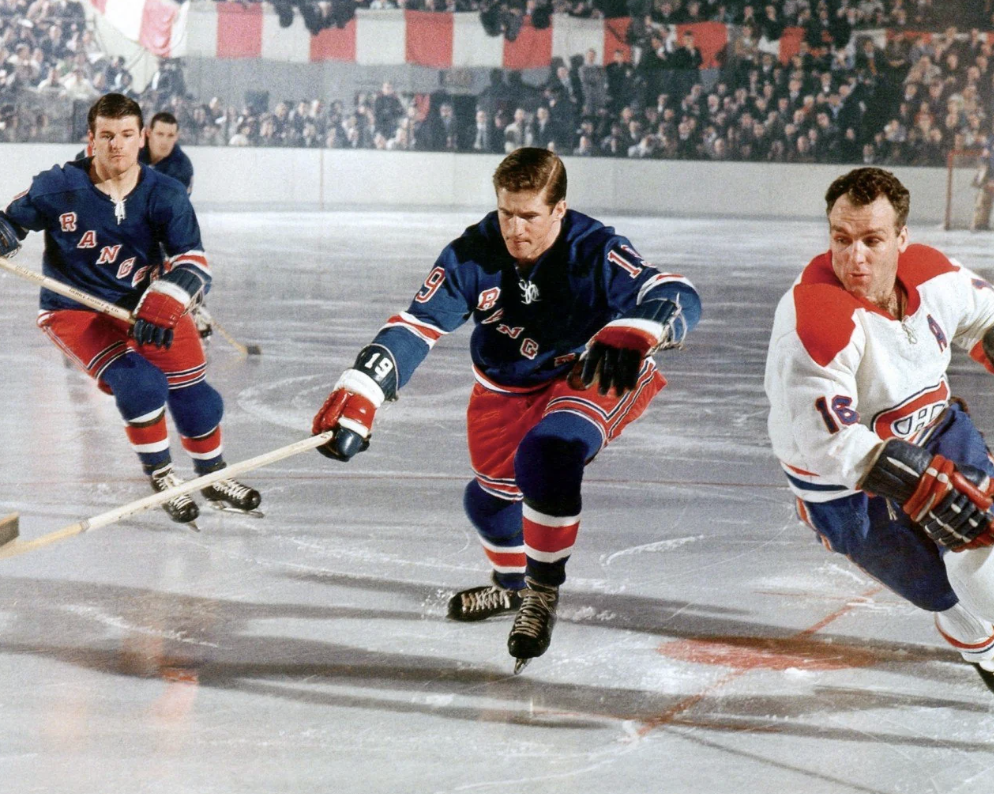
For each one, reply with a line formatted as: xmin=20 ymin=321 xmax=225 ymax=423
xmin=211 ymin=317 xmax=251 ymax=356
xmin=0 ymin=255 xmax=133 ymax=323
xmin=0 ymin=432 xmax=333 ymax=560
xmin=1 ymin=256 xmax=262 ymax=355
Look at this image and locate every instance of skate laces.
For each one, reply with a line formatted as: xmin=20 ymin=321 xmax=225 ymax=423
xmin=512 ymin=586 xmax=557 ymax=638
xmin=208 ymin=478 xmax=253 ymax=500
xmin=463 ymin=584 xmax=515 ymax=615
xmin=151 ymin=468 xmax=195 ymax=507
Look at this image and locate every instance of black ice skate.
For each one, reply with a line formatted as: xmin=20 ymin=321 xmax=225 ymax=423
xmin=201 ymin=476 xmax=263 ymax=517
xmin=974 ymin=663 xmax=994 ymax=695
xmin=447 ymin=573 xmax=523 ymax=622
xmin=507 ymin=577 xmax=559 ymax=674
xmin=150 ymin=466 xmax=200 ymax=531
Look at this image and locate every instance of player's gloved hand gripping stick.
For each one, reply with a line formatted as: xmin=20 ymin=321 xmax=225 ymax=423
xmin=132 ymin=267 xmax=205 ymax=349
xmin=862 ymin=438 xmax=994 ymax=551
xmin=0 ymin=215 xmax=21 ymax=259
xmin=312 ymin=344 xmax=399 ymax=461
xmin=573 ymin=298 xmax=681 ymax=397
xmin=0 ymin=252 xmax=199 ymax=350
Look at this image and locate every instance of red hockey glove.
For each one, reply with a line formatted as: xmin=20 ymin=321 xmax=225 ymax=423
xmin=575 ymin=299 xmax=679 ymax=397
xmin=132 ymin=268 xmax=205 ymax=349
xmin=312 ymin=345 xmax=397 ymax=462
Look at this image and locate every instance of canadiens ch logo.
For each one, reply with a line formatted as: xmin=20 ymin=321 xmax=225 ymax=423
xmin=872 ymin=381 xmax=950 ymax=440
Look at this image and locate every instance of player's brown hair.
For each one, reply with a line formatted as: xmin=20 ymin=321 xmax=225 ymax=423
xmin=825 ymin=167 xmax=911 ymax=229
xmin=492 ymin=147 xmax=567 ymax=206
xmin=87 ymin=93 xmax=144 ymax=134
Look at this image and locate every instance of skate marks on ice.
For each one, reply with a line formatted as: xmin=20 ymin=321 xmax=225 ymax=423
xmin=5 ymin=215 xmax=994 ymax=792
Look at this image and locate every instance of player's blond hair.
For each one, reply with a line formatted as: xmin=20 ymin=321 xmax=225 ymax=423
xmin=493 ymin=148 xmax=567 ymax=206
xmin=825 ymin=167 xmax=911 ymax=229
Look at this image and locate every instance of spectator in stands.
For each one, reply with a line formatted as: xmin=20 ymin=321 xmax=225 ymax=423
xmin=599 ymin=119 xmax=626 ymax=156
xmin=465 ymin=108 xmax=499 ymax=153
xmin=476 ymin=67 xmax=512 ymax=118
xmin=578 ymin=48 xmax=606 ymax=117
xmin=61 ymin=63 xmax=96 ymax=101
xmin=605 ymin=47 xmax=635 ymax=112
xmin=373 ymin=81 xmax=404 ymax=138
xmin=228 ymin=123 xmax=251 ymax=147
xmin=669 ymin=29 xmax=703 ymax=96
xmin=503 ymin=106 xmax=529 ymax=152
xmin=35 ymin=64 xmax=63 ymax=95
xmin=529 ymin=104 xmax=557 ymax=150
xmin=413 ymin=99 xmax=455 ymax=151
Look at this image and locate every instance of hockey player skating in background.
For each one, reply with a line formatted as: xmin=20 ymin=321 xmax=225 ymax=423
xmin=142 ymin=111 xmax=195 ymax=195
xmin=312 ymin=148 xmax=701 ymax=671
xmin=141 ymin=111 xmax=212 ymax=341
xmin=0 ymin=93 xmax=260 ymax=526
xmin=766 ymin=166 xmax=994 ymax=691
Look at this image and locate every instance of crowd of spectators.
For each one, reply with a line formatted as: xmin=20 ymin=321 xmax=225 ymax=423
xmin=217 ymin=0 xmax=994 ymax=30
xmin=4 ymin=0 xmax=994 ymax=170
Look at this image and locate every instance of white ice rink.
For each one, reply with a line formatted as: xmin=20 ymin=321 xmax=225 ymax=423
xmin=3 ymin=211 xmax=994 ymax=793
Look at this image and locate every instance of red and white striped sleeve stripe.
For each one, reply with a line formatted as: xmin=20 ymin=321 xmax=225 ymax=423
xmin=166 ymin=250 xmax=210 ymax=277
xmin=380 ymin=311 xmax=447 ymax=347
xmin=636 ymin=272 xmax=696 ymax=304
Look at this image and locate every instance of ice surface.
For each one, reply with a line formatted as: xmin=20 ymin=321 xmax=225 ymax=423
xmin=2 ymin=212 xmax=994 ymax=793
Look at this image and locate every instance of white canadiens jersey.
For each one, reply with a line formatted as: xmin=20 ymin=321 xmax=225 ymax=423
xmin=765 ymin=244 xmax=994 ymax=502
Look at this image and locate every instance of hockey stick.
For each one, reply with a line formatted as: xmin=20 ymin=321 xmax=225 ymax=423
xmin=0 ymin=255 xmax=133 ymax=322
xmin=211 ymin=316 xmax=262 ymax=357
xmin=0 ymin=431 xmax=333 ymax=560
xmin=0 ymin=257 xmax=262 ymax=356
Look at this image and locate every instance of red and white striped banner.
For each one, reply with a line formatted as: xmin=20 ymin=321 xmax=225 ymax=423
xmin=88 ymin=0 xmax=188 ymax=57
xmin=106 ymin=2 xmax=822 ymax=70
xmin=184 ymin=5 xmax=748 ymax=68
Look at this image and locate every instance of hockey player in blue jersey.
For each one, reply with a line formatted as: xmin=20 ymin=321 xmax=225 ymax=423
xmin=143 ymin=111 xmax=194 ymax=194
xmin=0 ymin=93 xmax=259 ymax=525
xmin=312 ymin=148 xmax=702 ymax=671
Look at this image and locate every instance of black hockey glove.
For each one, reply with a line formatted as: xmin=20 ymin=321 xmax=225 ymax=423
xmin=575 ymin=299 xmax=679 ymax=397
xmin=0 ymin=215 xmax=23 ymax=258
xmin=862 ymin=439 xmax=994 ymax=551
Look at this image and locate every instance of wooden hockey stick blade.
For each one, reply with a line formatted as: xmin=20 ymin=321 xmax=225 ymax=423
xmin=212 ymin=319 xmax=261 ymax=357
xmin=0 ymin=255 xmax=133 ymax=323
xmin=0 ymin=513 xmax=19 ymax=549
xmin=0 ymin=432 xmax=334 ymax=561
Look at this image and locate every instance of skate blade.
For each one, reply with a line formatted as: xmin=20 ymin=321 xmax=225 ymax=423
xmin=179 ymin=520 xmax=200 ymax=533
xmin=207 ymin=501 xmax=265 ymax=518
xmin=513 ymin=658 xmax=531 ymax=675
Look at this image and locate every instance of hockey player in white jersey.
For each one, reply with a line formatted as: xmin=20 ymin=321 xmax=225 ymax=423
xmin=766 ymin=166 xmax=994 ymax=692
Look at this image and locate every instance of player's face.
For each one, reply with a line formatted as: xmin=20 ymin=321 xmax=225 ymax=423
xmin=88 ymin=115 xmax=144 ymax=178
xmin=828 ymin=194 xmax=909 ymax=306
xmin=147 ymin=121 xmax=178 ymax=160
xmin=496 ymin=187 xmax=566 ymax=267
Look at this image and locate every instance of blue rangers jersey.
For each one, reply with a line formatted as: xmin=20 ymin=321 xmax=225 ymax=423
xmin=1 ymin=158 xmax=210 ymax=312
xmin=371 ymin=209 xmax=701 ymax=391
xmin=140 ymin=143 xmax=194 ymax=193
